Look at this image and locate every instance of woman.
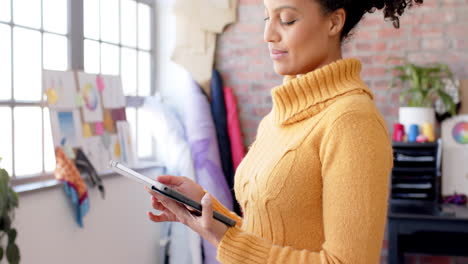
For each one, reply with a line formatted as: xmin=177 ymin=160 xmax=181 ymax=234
xmin=146 ymin=0 xmax=422 ymax=263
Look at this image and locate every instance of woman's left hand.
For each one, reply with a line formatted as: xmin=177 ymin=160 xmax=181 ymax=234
xmin=145 ymin=176 xmax=229 ymax=247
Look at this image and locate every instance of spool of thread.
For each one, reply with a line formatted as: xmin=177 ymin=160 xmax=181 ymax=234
xmin=422 ymin=122 xmax=435 ymax=142
xmin=393 ymin=123 xmax=405 ymax=142
xmin=408 ymin=124 xmax=419 ymax=142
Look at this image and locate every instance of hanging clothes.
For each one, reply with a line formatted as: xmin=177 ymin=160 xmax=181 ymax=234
xmin=210 ymin=70 xmax=241 ymax=215
xmin=143 ymin=95 xmax=202 ymax=264
xmin=175 ymin=68 xmax=233 ymax=264
xmin=223 ymin=87 xmax=245 ymax=171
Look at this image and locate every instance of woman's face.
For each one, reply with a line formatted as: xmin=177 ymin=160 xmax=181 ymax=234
xmin=263 ymin=0 xmax=341 ymax=76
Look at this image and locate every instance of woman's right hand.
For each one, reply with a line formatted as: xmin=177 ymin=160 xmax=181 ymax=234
xmin=145 ymin=175 xmax=229 ymax=246
xmin=149 ymin=175 xmax=206 ymax=209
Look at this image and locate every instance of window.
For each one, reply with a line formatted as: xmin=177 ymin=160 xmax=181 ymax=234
xmin=0 ymin=0 xmax=155 ymax=181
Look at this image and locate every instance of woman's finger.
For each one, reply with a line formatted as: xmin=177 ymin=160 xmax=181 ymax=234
xmin=151 ymin=196 xmax=166 ymax=211
xmin=201 ymin=193 xmax=213 ymax=230
xmin=147 ymin=211 xmax=175 ymax=223
xmin=156 ymin=175 xmax=185 ymax=187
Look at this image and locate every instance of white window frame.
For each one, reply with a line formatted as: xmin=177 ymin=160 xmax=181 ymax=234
xmin=0 ymin=0 xmax=157 ymax=186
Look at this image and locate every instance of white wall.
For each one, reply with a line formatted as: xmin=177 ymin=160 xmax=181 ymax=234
xmin=10 ymin=170 xmax=162 ymax=264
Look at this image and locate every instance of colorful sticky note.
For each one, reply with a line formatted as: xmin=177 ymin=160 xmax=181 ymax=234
xmin=100 ymin=132 xmax=111 ymax=149
xmin=95 ymin=122 xmax=104 ymax=135
xmin=76 ymin=94 xmax=84 ymax=107
xmin=103 ymin=110 xmax=115 ymax=133
xmin=46 ymin=88 xmax=58 ymax=104
xmin=114 ymin=142 xmax=121 ymax=158
xmin=96 ymin=75 xmax=105 ymax=92
xmin=111 ymin=108 xmax=127 ymax=121
xmin=82 ymin=123 xmax=92 ymax=138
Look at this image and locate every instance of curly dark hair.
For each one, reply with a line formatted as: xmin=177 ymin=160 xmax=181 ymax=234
xmin=317 ymin=0 xmax=423 ymax=41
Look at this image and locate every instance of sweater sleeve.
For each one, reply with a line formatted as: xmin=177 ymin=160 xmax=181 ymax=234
xmin=211 ymin=194 xmax=243 ymax=228
xmin=216 ymin=110 xmax=393 ymax=263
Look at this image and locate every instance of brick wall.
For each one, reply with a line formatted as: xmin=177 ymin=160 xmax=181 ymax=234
xmin=215 ymin=0 xmax=468 ymax=146
xmin=215 ymin=0 xmax=468 ymax=263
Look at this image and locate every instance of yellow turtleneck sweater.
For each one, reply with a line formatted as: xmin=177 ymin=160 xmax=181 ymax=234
xmin=211 ymin=58 xmax=393 ymax=263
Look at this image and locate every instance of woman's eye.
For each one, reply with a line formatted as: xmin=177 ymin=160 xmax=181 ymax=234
xmin=263 ymin=17 xmax=270 ymax=21
xmin=281 ymin=20 xmax=296 ymax=26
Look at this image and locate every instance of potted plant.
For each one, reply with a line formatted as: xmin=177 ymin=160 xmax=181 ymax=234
xmin=0 ymin=158 xmax=20 ymax=264
xmin=390 ymin=60 xmax=459 ymax=133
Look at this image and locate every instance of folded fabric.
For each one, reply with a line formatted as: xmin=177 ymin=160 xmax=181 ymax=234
xmin=54 ymin=147 xmax=89 ymax=227
xmin=224 ymin=87 xmax=245 ymax=170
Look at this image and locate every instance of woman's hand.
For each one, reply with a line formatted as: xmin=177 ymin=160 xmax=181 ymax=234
xmin=145 ymin=175 xmax=229 ymax=247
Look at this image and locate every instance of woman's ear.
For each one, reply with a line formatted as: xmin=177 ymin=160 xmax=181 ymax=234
xmin=328 ymin=8 xmax=346 ymax=37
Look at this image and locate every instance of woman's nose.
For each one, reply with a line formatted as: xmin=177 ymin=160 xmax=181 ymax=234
xmin=263 ymin=22 xmax=280 ymax=43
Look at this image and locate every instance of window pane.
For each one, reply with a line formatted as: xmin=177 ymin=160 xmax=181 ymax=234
xmin=13 ymin=0 xmax=41 ymax=29
xmin=84 ymin=0 xmax=99 ymax=40
xmin=100 ymin=0 xmax=119 ymax=44
xmin=14 ymin=107 xmax=42 ymax=176
xmin=137 ymin=109 xmax=152 ymax=158
xmin=121 ymin=0 xmax=137 ymax=47
xmin=13 ymin=27 xmax=41 ymax=101
xmin=138 ymin=3 xmax=151 ymax=50
xmin=43 ymin=33 xmax=68 ymax=71
xmin=84 ymin=39 xmax=100 ymax=74
xmin=121 ymin=47 xmax=137 ymax=95
xmin=43 ymin=0 xmax=68 ymax=34
xmin=0 ymin=107 xmax=12 ymax=175
xmin=0 ymin=24 xmax=11 ymax=100
xmin=0 ymin=0 xmax=10 ymax=22
xmin=138 ymin=51 xmax=151 ymax=96
xmin=43 ymin=108 xmax=55 ymax=172
xmin=101 ymin=43 xmax=119 ymax=75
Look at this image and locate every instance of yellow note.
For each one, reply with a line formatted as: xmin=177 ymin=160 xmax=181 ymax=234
xmin=46 ymin=88 xmax=58 ymax=104
xmin=82 ymin=123 xmax=92 ymax=138
xmin=103 ymin=110 xmax=115 ymax=133
xmin=114 ymin=142 xmax=121 ymax=158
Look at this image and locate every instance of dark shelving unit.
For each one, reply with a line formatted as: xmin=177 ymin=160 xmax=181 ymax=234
xmin=390 ymin=141 xmax=441 ymax=214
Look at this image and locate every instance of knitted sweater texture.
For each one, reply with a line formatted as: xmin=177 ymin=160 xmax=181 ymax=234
xmin=212 ymin=58 xmax=393 ymax=263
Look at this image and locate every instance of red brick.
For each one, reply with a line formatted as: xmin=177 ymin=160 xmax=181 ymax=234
xmin=421 ymin=38 xmax=450 ymax=50
xmin=378 ymin=27 xmax=407 ymax=39
xmin=412 ymin=26 xmax=444 ymax=37
xmin=447 ymin=24 xmax=468 ymax=38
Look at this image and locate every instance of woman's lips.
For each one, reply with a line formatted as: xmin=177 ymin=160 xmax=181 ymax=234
xmin=270 ymin=49 xmax=288 ymax=60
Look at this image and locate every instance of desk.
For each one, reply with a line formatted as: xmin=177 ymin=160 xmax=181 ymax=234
xmin=388 ymin=204 xmax=468 ymax=264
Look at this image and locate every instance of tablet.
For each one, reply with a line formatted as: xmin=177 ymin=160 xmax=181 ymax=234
xmin=109 ymin=160 xmax=236 ymax=227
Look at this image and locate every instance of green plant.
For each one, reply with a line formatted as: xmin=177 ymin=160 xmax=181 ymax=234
xmin=0 ymin=158 xmax=20 ymax=264
xmin=390 ymin=61 xmax=457 ymax=115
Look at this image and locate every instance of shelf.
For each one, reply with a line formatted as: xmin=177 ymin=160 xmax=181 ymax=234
xmin=392 ymin=142 xmax=438 ymax=148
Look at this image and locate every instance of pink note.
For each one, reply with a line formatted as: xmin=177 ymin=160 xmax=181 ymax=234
xmin=96 ymin=75 xmax=105 ymax=92
xmin=95 ymin=122 xmax=104 ymax=135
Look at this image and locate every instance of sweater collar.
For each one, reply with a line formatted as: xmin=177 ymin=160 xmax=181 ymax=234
xmin=271 ymin=58 xmax=373 ymax=126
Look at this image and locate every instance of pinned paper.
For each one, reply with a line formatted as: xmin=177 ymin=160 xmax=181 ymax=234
xmin=82 ymin=123 xmax=92 ymax=138
xmin=111 ymin=108 xmax=127 ymax=121
xmin=43 ymin=70 xmax=77 ymax=109
xmin=50 ymin=111 xmax=83 ymax=148
xmin=95 ymin=122 xmax=104 ymax=135
xmin=114 ymin=142 xmax=121 ymax=158
xmin=76 ymin=94 xmax=84 ymax=107
xmin=96 ymin=75 xmax=105 ymax=92
xmin=101 ymin=132 xmax=111 ymax=149
xmin=46 ymin=88 xmax=58 ymax=104
xmin=103 ymin=110 xmax=116 ymax=133
xmin=102 ymin=75 xmax=126 ymax=108
xmin=78 ymin=72 xmax=104 ymax=123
